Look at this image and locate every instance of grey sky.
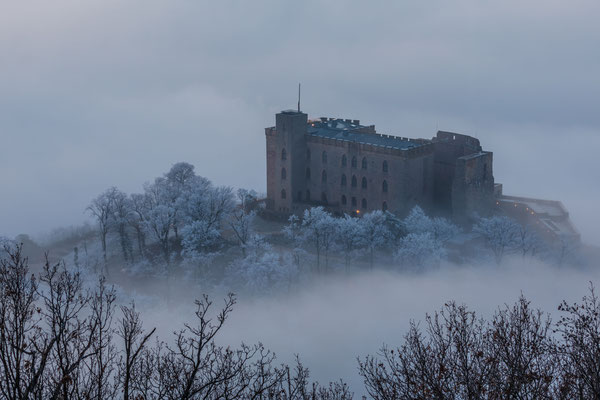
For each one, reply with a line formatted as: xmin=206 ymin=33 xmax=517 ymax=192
xmin=1 ymin=1 xmax=599 ymax=243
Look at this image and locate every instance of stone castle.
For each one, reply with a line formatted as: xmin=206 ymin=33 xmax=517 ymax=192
xmin=265 ymin=109 xmax=579 ymax=242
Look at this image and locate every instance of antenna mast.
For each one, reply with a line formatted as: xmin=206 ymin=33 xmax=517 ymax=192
xmin=297 ymin=83 xmax=301 ymax=112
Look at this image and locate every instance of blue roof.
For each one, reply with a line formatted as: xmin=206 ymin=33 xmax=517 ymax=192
xmin=307 ymin=119 xmax=424 ymax=150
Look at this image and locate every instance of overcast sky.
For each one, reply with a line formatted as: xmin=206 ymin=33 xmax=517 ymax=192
xmin=1 ymin=1 xmax=599 ymax=244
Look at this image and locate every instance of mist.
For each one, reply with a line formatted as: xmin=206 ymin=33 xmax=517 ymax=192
xmin=134 ymin=259 xmax=600 ymax=397
xmin=1 ymin=1 xmax=599 ymax=245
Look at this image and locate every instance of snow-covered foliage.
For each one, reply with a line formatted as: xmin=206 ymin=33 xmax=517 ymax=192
xmin=404 ymin=206 xmax=459 ymax=242
xmin=357 ymin=211 xmax=393 ymax=269
xmin=394 ymin=232 xmax=445 ymax=268
xmin=473 ymin=216 xmax=521 ymax=264
xmin=286 ymin=207 xmax=338 ymax=272
xmin=226 ymin=235 xmax=297 ymax=294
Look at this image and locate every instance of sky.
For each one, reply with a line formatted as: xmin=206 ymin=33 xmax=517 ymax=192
xmin=1 ymin=0 xmax=599 ymax=244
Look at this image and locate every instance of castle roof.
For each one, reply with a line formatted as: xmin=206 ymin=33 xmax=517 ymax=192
xmin=307 ymin=118 xmax=426 ymax=150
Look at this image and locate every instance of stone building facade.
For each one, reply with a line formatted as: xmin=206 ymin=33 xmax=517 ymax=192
xmin=265 ymin=110 xmax=495 ymax=218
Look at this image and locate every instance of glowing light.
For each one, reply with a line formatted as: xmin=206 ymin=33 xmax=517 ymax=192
xmin=356 ymin=210 xmax=360 ymax=214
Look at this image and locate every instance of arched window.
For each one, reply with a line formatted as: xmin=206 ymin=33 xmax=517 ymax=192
xmin=341 ymin=174 xmax=347 ymax=186
xmin=383 ymin=160 xmax=388 ymax=173
xmin=382 ymin=180 xmax=388 ymax=193
xmin=362 ymin=198 xmax=367 ymax=210
xmin=306 ymin=149 xmax=311 ymax=160
xmin=281 ymin=148 xmax=287 ymax=161
xmin=297 ymin=191 xmax=302 ymax=201
xmin=321 ymin=192 xmax=328 ymax=204
xmin=321 ymin=170 xmax=327 ymax=183
xmin=351 ymin=197 xmax=357 ymax=207
xmin=306 ymin=168 xmax=311 ymax=179
xmin=341 ymin=154 xmax=347 ymax=167
xmin=281 ymin=167 xmax=286 ymax=180
xmin=351 ymin=156 xmax=357 ymax=168
xmin=351 ymin=175 xmax=357 ymax=188
xmin=362 ymin=157 xmax=367 ymax=170
xmin=361 ymin=177 xmax=367 ymax=189
xmin=322 ymin=151 xmax=327 ymax=164
xmin=281 ymin=189 xmax=286 ymax=199
xmin=382 ymin=201 xmax=388 ymax=211
xmin=341 ymin=195 xmax=347 ymax=205
xmin=306 ymin=190 xmax=311 ymax=201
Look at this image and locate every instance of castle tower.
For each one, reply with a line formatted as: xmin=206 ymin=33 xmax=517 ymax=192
xmin=265 ymin=110 xmax=307 ymax=213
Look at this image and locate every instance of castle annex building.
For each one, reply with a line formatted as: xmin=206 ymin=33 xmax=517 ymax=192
xmin=265 ymin=110 xmax=494 ymax=218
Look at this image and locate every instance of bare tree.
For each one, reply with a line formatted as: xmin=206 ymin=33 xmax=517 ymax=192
xmin=87 ymin=188 xmax=115 ymax=273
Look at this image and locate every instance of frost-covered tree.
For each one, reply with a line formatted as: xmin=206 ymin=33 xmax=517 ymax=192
xmin=109 ymin=188 xmax=134 ymax=263
xmin=127 ymin=193 xmax=149 ymax=259
xmin=473 ymin=216 xmax=520 ymax=264
xmin=226 ymin=235 xmax=298 ymax=294
xmin=335 ymin=215 xmax=363 ymax=270
xmin=357 ymin=211 xmax=392 ymax=269
xmin=394 ymin=232 xmax=445 ymax=268
xmin=403 ymin=205 xmax=459 ymax=242
xmin=287 ymin=207 xmax=337 ymax=273
xmin=87 ymin=187 xmax=115 ymax=272
xmin=228 ymin=189 xmax=258 ymax=256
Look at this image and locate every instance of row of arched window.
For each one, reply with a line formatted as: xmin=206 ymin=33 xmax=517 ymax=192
xmin=301 ymin=168 xmax=388 ymax=193
xmin=282 ymin=148 xmax=390 ymax=174
xmin=281 ymin=189 xmax=388 ymax=211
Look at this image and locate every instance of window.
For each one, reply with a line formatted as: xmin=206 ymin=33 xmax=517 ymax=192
xmin=382 ymin=201 xmax=388 ymax=211
xmin=362 ymin=157 xmax=367 ymax=170
xmin=351 ymin=197 xmax=357 ymax=207
xmin=281 ymin=167 xmax=286 ymax=180
xmin=351 ymin=156 xmax=357 ymax=168
xmin=281 ymin=189 xmax=286 ymax=199
xmin=321 ymin=170 xmax=327 ymax=183
xmin=321 ymin=192 xmax=328 ymax=204
xmin=297 ymin=191 xmax=302 ymax=201
xmin=382 ymin=180 xmax=388 ymax=193
xmin=351 ymin=175 xmax=357 ymax=188
xmin=341 ymin=154 xmax=347 ymax=167
xmin=341 ymin=195 xmax=347 ymax=205
xmin=306 ymin=168 xmax=311 ymax=179
xmin=306 ymin=190 xmax=311 ymax=201
xmin=281 ymin=148 xmax=287 ymax=161
xmin=341 ymin=174 xmax=347 ymax=186
xmin=362 ymin=198 xmax=367 ymax=210
xmin=322 ymin=151 xmax=327 ymax=164
xmin=361 ymin=177 xmax=367 ymax=189
xmin=383 ymin=160 xmax=388 ymax=173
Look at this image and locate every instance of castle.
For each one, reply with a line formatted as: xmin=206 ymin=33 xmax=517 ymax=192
xmin=265 ymin=109 xmax=579 ymax=242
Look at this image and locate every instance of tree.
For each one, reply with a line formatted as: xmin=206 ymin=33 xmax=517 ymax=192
xmin=287 ymin=207 xmax=338 ymax=273
xmin=394 ymin=232 xmax=445 ymax=269
xmin=473 ymin=216 xmax=520 ymax=264
xmin=335 ymin=215 xmax=363 ymax=271
xmin=357 ymin=211 xmax=391 ymax=269
xmin=109 ymin=188 xmax=134 ymax=263
xmin=87 ymin=188 xmax=115 ymax=273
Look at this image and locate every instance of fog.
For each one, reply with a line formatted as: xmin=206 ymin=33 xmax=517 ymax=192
xmin=1 ymin=1 xmax=599 ymax=245
xmin=138 ymin=260 xmax=600 ymax=396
